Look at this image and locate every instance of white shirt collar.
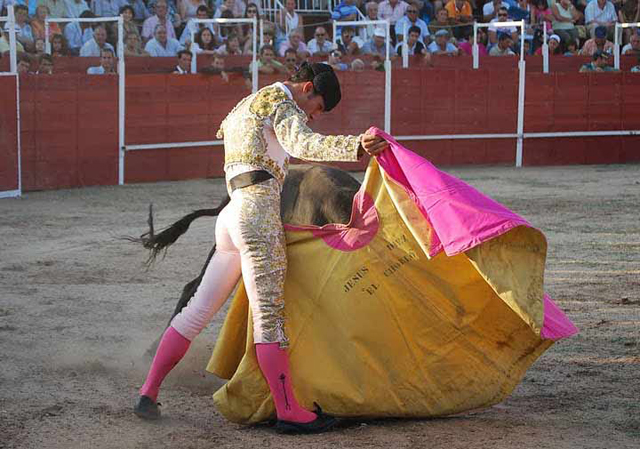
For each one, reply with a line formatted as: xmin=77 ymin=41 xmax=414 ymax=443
xmin=274 ymin=82 xmax=294 ymax=100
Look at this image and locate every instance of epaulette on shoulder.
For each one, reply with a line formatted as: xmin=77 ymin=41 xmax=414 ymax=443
xmin=249 ymin=86 xmax=290 ymax=118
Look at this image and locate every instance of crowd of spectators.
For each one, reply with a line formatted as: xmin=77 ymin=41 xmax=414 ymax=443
xmin=1 ymin=0 xmax=639 ymax=75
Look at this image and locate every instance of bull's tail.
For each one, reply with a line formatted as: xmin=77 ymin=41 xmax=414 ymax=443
xmin=124 ymin=196 xmax=230 ymax=265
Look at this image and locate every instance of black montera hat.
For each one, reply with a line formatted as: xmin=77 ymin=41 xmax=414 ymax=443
xmin=307 ymin=62 xmax=342 ymax=112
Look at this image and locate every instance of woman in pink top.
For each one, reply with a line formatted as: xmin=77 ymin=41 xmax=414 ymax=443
xmin=532 ymin=0 xmax=554 ymax=34
xmin=459 ymin=27 xmax=488 ymax=56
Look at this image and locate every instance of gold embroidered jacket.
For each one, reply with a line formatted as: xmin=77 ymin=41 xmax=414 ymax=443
xmin=217 ymin=82 xmax=361 ymax=187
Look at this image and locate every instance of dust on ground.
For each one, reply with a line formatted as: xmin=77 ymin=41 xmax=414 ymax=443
xmin=0 ymin=164 xmax=638 ymax=449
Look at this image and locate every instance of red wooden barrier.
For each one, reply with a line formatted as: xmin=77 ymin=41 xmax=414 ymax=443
xmin=0 ymin=75 xmax=19 ymax=192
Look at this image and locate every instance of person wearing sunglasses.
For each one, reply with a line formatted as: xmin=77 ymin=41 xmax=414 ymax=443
xmin=483 ymin=0 xmax=511 ymax=23
xmin=395 ymin=4 xmax=430 ymax=44
xmin=307 ymin=26 xmax=337 ymax=57
xmin=488 ymin=7 xmax=519 ymax=46
xmin=135 ymin=62 xmax=389 ymax=434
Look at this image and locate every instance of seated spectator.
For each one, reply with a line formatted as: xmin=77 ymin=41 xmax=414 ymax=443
xmin=17 ymin=52 xmax=31 ymax=74
xmin=395 ymin=3 xmax=430 ymax=44
xmin=5 ymin=5 xmax=34 ymax=53
xmin=51 ymin=33 xmax=69 ymax=56
xmin=619 ymin=0 xmax=639 ymax=44
xmin=148 ymin=0 xmax=183 ymax=30
xmin=331 ymin=0 xmax=359 ymax=24
xmin=201 ymin=54 xmax=230 ymax=81
xmin=362 ymin=27 xmax=388 ymax=57
xmin=551 ymin=0 xmax=582 ymax=47
xmin=585 ymin=0 xmax=617 ymax=40
xmin=537 ymin=34 xmax=562 ymax=55
xmin=144 ymin=24 xmax=183 ymax=56
xmin=428 ymin=7 xmax=452 ymax=37
xmin=216 ymin=32 xmax=243 ymax=55
xmin=283 ymin=47 xmax=298 ymax=74
xmin=173 ymin=49 xmax=192 ymax=73
xmin=489 ymin=7 xmax=519 ymax=46
xmin=31 ymin=5 xmax=62 ymax=41
xmin=178 ymin=0 xmax=207 ymax=25
xmin=278 ymin=28 xmax=307 ymax=57
xmin=622 ymin=31 xmax=640 ymax=56
xmin=125 ymin=0 xmax=152 ymax=22
xmin=445 ymin=0 xmax=473 ymax=40
xmin=241 ymin=3 xmax=268 ymax=54
xmin=192 ymin=27 xmax=217 ymax=54
xmin=64 ymin=10 xmax=95 ymax=55
xmin=508 ymin=0 xmax=532 ymax=22
xmin=458 ymin=27 xmax=489 ymax=56
xmin=92 ymin=0 xmax=127 ymax=17
xmin=351 ymin=58 xmax=365 ymax=71
xmin=0 ymin=27 xmax=26 ymax=55
xmin=39 ymin=0 xmax=68 ymax=19
xmin=484 ymin=0 xmax=510 ymax=22
xmin=378 ymin=0 xmax=409 ymax=46
xmin=80 ymin=25 xmax=115 ymax=56
xmin=217 ymin=10 xmax=242 ymax=42
xmin=34 ymin=37 xmax=47 ymax=57
xmin=564 ymin=39 xmax=578 ymax=56
xmin=64 ymin=0 xmax=91 ymax=19
xmin=214 ymin=0 xmax=246 ymax=19
xmin=260 ymin=23 xmax=277 ymax=49
xmin=360 ymin=2 xmax=382 ymax=42
xmin=490 ymin=32 xmax=516 ymax=56
xmin=307 ymin=26 xmax=336 ymax=56
xmin=428 ymin=28 xmax=460 ymax=55
xmin=37 ymin=54 xmax=55 ymax=74
xmin=581 ymin=26 xmax=614 ymax=56
xmin=110 ymin=5 xmax=142 ymax=48
xmin=532 ymin=0 xmax=553 ymax=35
xmin=142 ymin=0 xmax=177 ymax=42
xmin=124 ymin=32 xmax=149 ymax=55
xmin=275 ymin=0 xmax=303 ymax=47
xmin=579 ymin=49 xmax=618 ymax=71
xmin=337 ymin=25 xmax=361 ymax=56
xmin=327 ymin=49 xmax=349 ymax=71
xmin=87 ymin=48 xmax=117 ymax=74
xmin=251 ymin=44 xmax=287 ymax=74
xmin=396 ymin=25 xmax=427 ymax=55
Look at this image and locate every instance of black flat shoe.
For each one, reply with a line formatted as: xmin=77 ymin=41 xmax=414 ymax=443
xmin=274 ymin=402 xmax=337 ymax=435
xmin=134 ymin=395 xmax=161 ymax=420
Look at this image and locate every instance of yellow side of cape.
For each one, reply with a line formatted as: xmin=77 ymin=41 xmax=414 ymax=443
xmin=206 ymin=159 xmax=552 ymax=423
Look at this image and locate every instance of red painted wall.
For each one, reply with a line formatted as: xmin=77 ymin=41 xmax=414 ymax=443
xmin=1 ymin=60 xmax=639 ymax=192
xmin=0 ymin=76 xmax=19 ymax=192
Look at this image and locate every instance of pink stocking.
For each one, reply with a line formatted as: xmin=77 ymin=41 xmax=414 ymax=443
xmin=255 ymin=342 xmax=316 ymax=423
xmin=139 ymin=326 xmax=190 ymax=402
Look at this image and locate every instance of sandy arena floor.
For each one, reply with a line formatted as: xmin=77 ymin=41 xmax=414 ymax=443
xmin=0 ymin=163 xmax=638 ymax=449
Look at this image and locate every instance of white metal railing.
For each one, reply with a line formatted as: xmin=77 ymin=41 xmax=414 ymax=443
xmin=614 ymin=22 xmax=640 ymax=70
xmin=189 ymin=17 xmax=257 ymax=93
xmin=0 ymin=5 xmax=21 ymax=199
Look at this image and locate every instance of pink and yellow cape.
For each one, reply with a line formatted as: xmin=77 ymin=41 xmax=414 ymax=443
xmin=206 ymin=128 xmax=578 ymax=423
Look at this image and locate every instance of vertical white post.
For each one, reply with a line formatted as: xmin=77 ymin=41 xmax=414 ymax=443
xmin=519 ymin=20 xmax=525 ymax=64
xmin=516 ymin=59 xmax=526 ymax=167
xmin=472 ymin=22 xmax=478 ymax=69
xmin=402 ymin=24 xmax=408 ymax=68
xmin=252 ymin=17 xmax=258 ymax=93
xmin=45 ymin=19 xmax=51 ymax=54
xmin=333 ymin=21 xmax=337 ymax=47
xmin=118 ymin=16 xmax=126 ymax=185
xmin=384 ymin=21 xmax=391 ymax=133
xmin=191 ymin=29 xmax=197 ymax=73
xmin=614 ymin=23 xmax=620 ymax=70
xmin=542 ymin=25 xmax=549 ymax=74
xmin=259 ymin=18 xmax=264 ymax=48
xmin=8 ymin=5 xmax=17 ymax=73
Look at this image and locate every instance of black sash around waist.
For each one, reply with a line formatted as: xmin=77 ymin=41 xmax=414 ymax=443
xmin=229 ymin=170 xmax=274 ymax=192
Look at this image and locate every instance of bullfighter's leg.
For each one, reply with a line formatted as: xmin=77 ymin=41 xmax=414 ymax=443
xmin=135 ymin=205 xmax=242 ymax=420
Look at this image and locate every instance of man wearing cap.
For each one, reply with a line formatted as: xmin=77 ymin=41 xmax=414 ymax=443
xmin=362 ymin=27 xmax=389 ymax=57
xmin=580 ymin=25 xmax=614 ymax=57
xmin=134 ymin=62 xmax=389 ymax=434
xmin=489 ymin=32 xmax=515 ymax=56
xmin=428 ymin=29 xmax=460 ymax=56
xmin=584 ymin=0 xmax=617 ymax=40
xmin=579 ymin=49 xmax=618 ymax=72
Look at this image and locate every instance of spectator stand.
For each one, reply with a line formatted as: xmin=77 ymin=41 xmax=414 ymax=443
xmin=0 ymin=5 xmax=22 ymax=198
xmin=262 ymin=0 xmax=332 ymax=21
xmin=614 ymin=22 xmax=640 ymax=70
xmin=190 ymin=17 xmax=257 ymax=91
xmin=332 ymin=19 xmax=391 ymax=132
xmin=44 ymin=15 xmax=127 ymax=184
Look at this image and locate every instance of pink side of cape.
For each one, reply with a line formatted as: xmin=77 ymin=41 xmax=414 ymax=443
xmin=286 ymin=127 xmax=578 ymax=340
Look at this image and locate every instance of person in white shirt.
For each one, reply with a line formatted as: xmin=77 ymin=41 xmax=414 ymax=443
xmin=144 ymin=23 xmax=183 ymax=56
xmin=584 ymin=0 xmax=617 ymax=39
xmin=87 ymin=48 xmax=117 ymax=74
xmin=64 ymin=0 xmax=90 ymax=18
xmin=306 ymin=26 xmax=335 ymax=56
xmin=488 ymin=7 xmax=519 ymax=45
xmin=79 ymin=25 xmax=115 ymax=56
xmin=142 ymin=0 xmax=177 ymax=42
xmin=483 ymin=0 xmax=510 ymax=22
xmin=622 ymin=32 xmax=640 ymax=55
xmin=395 ymin=4 xmax=430 ymax=44
xmin=179 ymin=4 xmax=215 ymax=45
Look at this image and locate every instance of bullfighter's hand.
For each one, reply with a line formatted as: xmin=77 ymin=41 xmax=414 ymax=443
xmin=359 ymin=133 xmax=389 ymax=157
